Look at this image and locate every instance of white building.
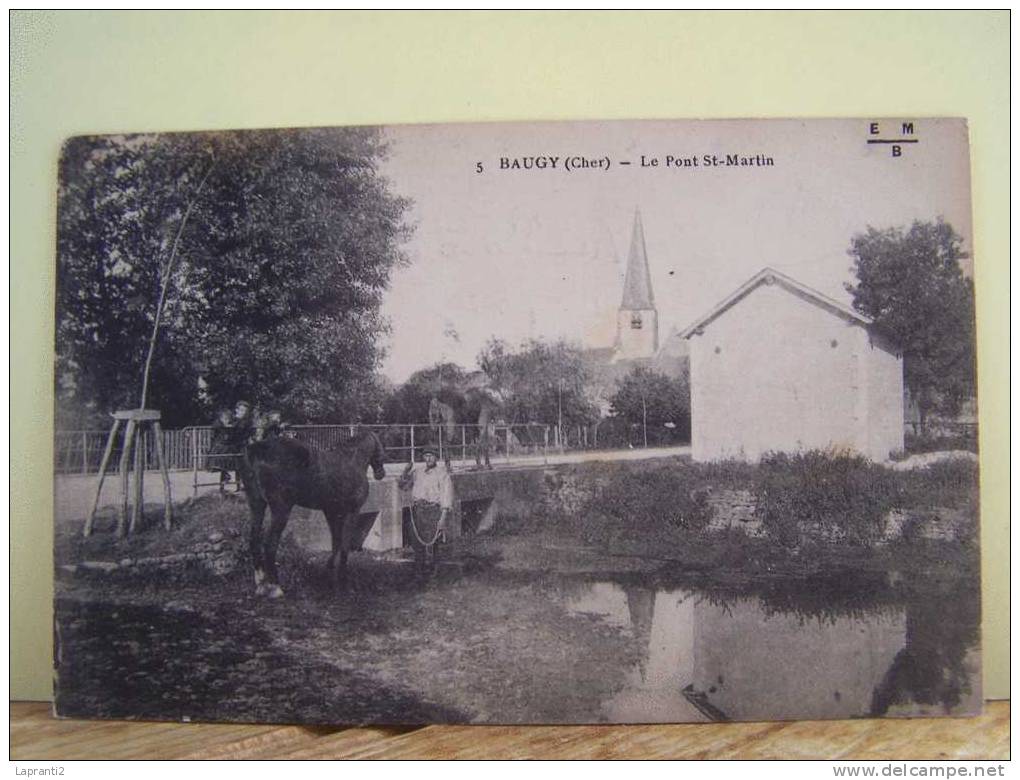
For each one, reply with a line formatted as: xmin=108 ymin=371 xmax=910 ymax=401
xmin=680 ymin=267 xmax=903 ymax=462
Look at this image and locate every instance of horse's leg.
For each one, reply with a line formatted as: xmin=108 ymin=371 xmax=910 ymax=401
xmin=444 ymin=412 xmax=456 ymax=470
xmin=335 ymin=509 xmax=361 ymax=592
xmin=325 ymin=508 xmax=349 ymax=593
xmin=261 ymin=500 xmax=292 ymax=599
xmin=476 ymin=407 xmax=491 ymax=470
xmin=246 ymin=492 xmax=268 ymax=594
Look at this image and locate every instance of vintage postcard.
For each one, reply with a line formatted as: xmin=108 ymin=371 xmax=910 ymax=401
xmin=53 ymin=118 xmax=980 ymax=725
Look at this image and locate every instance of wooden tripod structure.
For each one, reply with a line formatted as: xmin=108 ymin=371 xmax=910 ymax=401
xmin=83 ymin=409 xmax=172 ymax=537
xmin=82 ymin=155 xmax=216 ymax=538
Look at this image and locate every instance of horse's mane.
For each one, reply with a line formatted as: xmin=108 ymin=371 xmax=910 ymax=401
xmin=334 ymin=430 xmax=384 ymax=460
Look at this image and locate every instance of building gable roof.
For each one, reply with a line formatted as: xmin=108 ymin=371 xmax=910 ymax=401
xmin=620 ymin=209 xmax=655 ymax=310
xmin=678 ymin=267 xmax=872 ymax=339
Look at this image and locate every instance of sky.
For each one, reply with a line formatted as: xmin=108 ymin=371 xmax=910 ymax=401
xmin=377 ymin=118 xmax=972 ymax=383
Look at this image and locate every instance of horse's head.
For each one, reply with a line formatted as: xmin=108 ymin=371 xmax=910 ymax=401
xmin=367 ymin=431 xmax=386 ymax=481
xmin=428 ymin=397 xmax=443 ymax=427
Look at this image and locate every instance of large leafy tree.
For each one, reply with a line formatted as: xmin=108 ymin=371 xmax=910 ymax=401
xmin=56 ymin=127 xmax=410 ymax=427
xmin=477 ymin=338 xmax=599 ymax=426
xmin=381 ymin=362 xmax=470 ymax=424
xmin=608 ymin=365 xmax=690 ymax=443
xmin=845 ymin=220 xmax=976 ymax=428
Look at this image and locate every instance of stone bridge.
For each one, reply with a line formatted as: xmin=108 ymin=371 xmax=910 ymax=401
xmin=286 ymin=466 xmax=551 ymax=553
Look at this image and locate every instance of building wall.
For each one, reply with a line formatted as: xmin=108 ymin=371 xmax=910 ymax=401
xmin=689 ymin=283 xmax=901 ymax=461
xmin=615 ymin=307 xmax=658 ymax=360
xmin=866 ymin=333 xmax=905 ymax=459
xmin=691 ymin=596 xmax=906 ymax=721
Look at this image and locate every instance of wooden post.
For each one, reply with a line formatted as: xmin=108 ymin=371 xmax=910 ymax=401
xmin=461 ymin=425 xmax=467 ymax=464
xmin=409 ymin=425 xmax=415 ymax=464
xmin=117 ymin=419 xmax=137 ymax=537
xmin=543 ymin=426 xmax=549 ymax=465
xmin=81 ymin=431 xmax=88 ymax=475
xmin=84 ymin=418 xmax=122 ymax=536
xmin=153 ymin=422 xmax=173 ymax=530
xmin=130 ymin=428 xmax=145 ymax=534
xmin=192 ymin=428 xmax=199 ymax=498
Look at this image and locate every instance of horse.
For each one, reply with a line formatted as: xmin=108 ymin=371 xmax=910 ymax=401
xmin=428 ymin=380 xmax=503 ymax=471
xmin=242 ymin=430 xmax=387 ymax=598
xmin=428 ymin=397 xmax=459 ymax=469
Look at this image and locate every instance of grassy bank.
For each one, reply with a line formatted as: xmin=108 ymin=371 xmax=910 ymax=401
xmin=522 ymin=452 xmax=979 ymax=585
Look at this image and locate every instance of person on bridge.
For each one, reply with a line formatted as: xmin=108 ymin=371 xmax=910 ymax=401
xmin=399 ymin=448 xmax=454 ymax=576
xmin=207 ymin=408 xmax=237 ymax=495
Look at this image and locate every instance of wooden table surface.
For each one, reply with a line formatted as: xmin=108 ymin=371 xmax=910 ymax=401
xmin=9 ymin=700 xmax=1010 ymax=760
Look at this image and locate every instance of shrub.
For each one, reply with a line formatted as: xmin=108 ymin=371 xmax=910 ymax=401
xmin=753 ymin=450 xmax=896 ymax=547
xmin=894 ymin=459 xmax=979 ymax=511
xmin=591 ymin=462 xmax=714 ymax=534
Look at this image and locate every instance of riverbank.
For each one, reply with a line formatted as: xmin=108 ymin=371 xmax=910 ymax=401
xmin=53 ymin=451 xmax=981 ymax=724
xmin=526 ymin=453 xmax=980 ymax=586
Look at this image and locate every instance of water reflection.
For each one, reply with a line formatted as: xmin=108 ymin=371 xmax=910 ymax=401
xmin=870 ymin=583 xmax=982 ymax=717
xmin=565 ymin=578 xmax=980 ymax=723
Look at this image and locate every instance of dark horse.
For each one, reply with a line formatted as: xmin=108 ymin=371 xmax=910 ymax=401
xmin=243 ymin=431 xmax=386 ymax=598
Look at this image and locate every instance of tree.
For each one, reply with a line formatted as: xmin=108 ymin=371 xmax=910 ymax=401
xmin=845 ymin=220 xmax=976 ymax=429
xmin=477 ymin=338 xmax=599 ymax=426
xmin=381 ymin=362 xmax=469 ymax=423
xmin=56 ymin=127 xmax=411 ymax=427
xmin=609 ymin=366 xmax=690 ymax=445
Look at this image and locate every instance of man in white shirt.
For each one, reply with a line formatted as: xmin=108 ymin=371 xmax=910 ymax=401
xmin=399 ymin=448 xmax=455 ymax=575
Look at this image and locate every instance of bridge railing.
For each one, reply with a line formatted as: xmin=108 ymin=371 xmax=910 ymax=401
xmin=53 ymin=423 xmax=558 ymax=476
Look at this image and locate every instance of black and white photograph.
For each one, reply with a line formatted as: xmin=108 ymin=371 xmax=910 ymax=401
xmin=52 ymin=118 xmax=980 ymax=726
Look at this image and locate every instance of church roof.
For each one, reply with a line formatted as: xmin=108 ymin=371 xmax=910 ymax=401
xmin=620 ymin=210 xmax=655 ymax=310
xmin=678 ymin=267 xmax=872 ymax=339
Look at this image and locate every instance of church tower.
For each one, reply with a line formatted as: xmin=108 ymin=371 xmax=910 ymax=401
xmin=614 ymin=210 xmax=659 ymax=361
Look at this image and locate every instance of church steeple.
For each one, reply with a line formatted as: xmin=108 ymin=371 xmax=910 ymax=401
xmin=621 ymin=209 xmax=655 ymax=310
xmin=614 ymin=209 xmax=659 ymax=361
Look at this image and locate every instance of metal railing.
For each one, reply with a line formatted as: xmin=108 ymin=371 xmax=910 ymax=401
xmin=54 ymin=423 xmax=558 ymax=476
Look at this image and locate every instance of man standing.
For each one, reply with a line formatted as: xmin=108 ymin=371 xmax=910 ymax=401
xmin=207 ymin=408 xmax=236 ymax=495
xmin=399 ymin=448 xmax=455 ymax=575
xmin=223 ymin=400 xmax=254 ymax=493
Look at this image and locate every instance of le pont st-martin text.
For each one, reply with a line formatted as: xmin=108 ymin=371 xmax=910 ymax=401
xmin=482 ymin=153 xmax=776 ymax=173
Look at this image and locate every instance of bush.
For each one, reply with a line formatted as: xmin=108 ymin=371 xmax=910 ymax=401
xmin=894 ymin=459 xmax=978 ymax=511
xmin=753 ymin=450 xmax=896 ymax=547
xmin=591 ymin=462 xmax=714 ymax=534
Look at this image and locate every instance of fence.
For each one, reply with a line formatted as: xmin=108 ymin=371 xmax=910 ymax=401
xmin=903 ymin=421 xmax=978 ymax=453
xmin=53 ymin=419 xmax=700 ymax=477
xmin=55 ymin=423 xmax=557 ymax=476
xmin=54 ymin=428 xmax=197 ymax=475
